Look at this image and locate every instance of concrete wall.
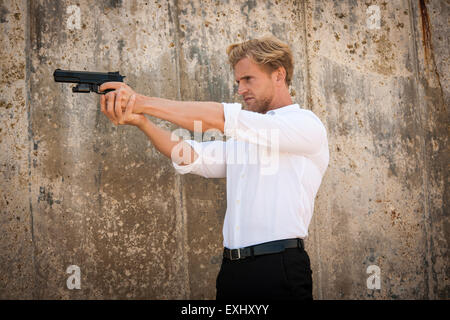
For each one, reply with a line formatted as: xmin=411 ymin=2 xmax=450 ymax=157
xmin=0 ymin=0 xmax=447 ymax=299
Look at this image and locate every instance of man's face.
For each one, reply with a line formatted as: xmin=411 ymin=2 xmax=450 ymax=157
xmin=234 ymin=57 xmax=276 ymax=114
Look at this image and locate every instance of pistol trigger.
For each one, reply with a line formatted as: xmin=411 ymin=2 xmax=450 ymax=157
xmin=100 ymin=89 xmax=115 ymax=95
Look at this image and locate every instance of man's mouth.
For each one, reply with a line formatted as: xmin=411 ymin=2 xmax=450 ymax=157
xmin=244 ymin=97 xmax=254 ymax=103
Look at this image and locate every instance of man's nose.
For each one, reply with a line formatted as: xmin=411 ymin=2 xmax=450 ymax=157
xmin=237 ymin=84 xmax=248 ymax=95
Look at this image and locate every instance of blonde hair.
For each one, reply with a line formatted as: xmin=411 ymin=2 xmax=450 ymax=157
xmin=226 ymin=36 xmax=294 ymax=86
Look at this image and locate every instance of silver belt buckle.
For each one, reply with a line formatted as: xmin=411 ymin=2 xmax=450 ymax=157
xmin=230 ymin=249 xmax=241 ymax=260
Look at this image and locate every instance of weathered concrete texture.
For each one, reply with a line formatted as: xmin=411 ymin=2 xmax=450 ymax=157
xmin=0 ymin=0 xmax=34 ymax=299
xmin=410 ymin=0 xmax=449 ymax=299
xmin=0 ymin=0 xmax=448 ymax=299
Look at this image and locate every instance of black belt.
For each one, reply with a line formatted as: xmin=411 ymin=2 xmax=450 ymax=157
xmin=223 ymin=238 xmax=304 ymax=261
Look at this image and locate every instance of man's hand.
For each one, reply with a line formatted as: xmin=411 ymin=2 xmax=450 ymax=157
xmin=100 ymin=81 xmax=135 ymax=109
xmin=100 ymin=92 xmax=147 ymax=127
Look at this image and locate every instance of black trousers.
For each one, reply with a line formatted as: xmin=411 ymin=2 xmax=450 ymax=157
xmin=216 ymin=246 xmax=313 ymax=300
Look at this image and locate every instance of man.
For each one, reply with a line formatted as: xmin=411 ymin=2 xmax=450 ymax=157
xmin=99 ymin=36 xmax=329 ymax=300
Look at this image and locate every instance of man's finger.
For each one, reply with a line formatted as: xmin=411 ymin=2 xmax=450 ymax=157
xmin=99 ymin=82 xmax=124 ymax=93
xmin=102 ymin=94 xmax=115 ymax=123
xmin=124 ymin=95 xmax=136 ymax=120
xmin=116 ymin=91 xmax=124 ymax=124
xmin=106 ymin=92 xmax=118 ymax=124
xmin=100 ymin=94 xmax=106 ymax=114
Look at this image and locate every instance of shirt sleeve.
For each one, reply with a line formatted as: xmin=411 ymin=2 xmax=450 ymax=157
xmin=172 ymin=139 xmax=227 ymax=178
xmin=223 ymin=103 xmax=327 ymax=156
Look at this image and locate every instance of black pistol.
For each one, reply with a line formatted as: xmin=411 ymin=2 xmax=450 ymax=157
xmin=53 ymin=69 xmax=125 ymax=94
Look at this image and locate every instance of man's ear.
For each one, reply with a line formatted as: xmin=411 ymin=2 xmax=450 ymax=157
xmin=275 ymin=67 xmax=286 ymax=84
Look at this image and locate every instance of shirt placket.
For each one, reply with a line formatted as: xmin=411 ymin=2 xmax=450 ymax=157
xmin=233 ymin=142 xmax=250 ymax=247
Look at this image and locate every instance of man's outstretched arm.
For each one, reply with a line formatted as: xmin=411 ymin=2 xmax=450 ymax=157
xmin=99 ymin=85 xmax=227 ymax=176
xmin=100 ymin=93 xmax=198 ymax=166
xmin=138 ymin=118 xmax=199 ymax=166
xmin=137 ymin=96 xmax=225 ymax=134
xmin=99 ymin=82 xmax=225 ymax=134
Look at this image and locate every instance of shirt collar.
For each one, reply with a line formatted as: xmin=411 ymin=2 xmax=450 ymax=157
xmin=266 ymin=104 xmax=300 ymax=115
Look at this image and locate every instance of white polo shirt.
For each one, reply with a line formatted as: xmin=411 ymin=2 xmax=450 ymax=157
xmin=172 ymin=103 xmax=329 ymax=249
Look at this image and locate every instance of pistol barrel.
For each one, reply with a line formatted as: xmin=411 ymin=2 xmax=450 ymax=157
xmin=53 ymin=69 xmax=125 ymax=93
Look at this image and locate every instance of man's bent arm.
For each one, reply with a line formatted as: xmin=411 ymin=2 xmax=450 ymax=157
xmin=138 ymin=118 xmax=198 ymax=166
xmin=136 ymin=96 xmax=225 ymax=133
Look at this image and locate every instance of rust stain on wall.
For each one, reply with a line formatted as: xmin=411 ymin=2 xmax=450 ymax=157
xmin=419 ymin=0 xmax=432 ymax=65
xmin=418 ymin=0 xmax=444 ymax=100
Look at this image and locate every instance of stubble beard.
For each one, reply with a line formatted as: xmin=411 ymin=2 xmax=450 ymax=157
xmin=246 ymin=96 xmax=272 ymax=114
